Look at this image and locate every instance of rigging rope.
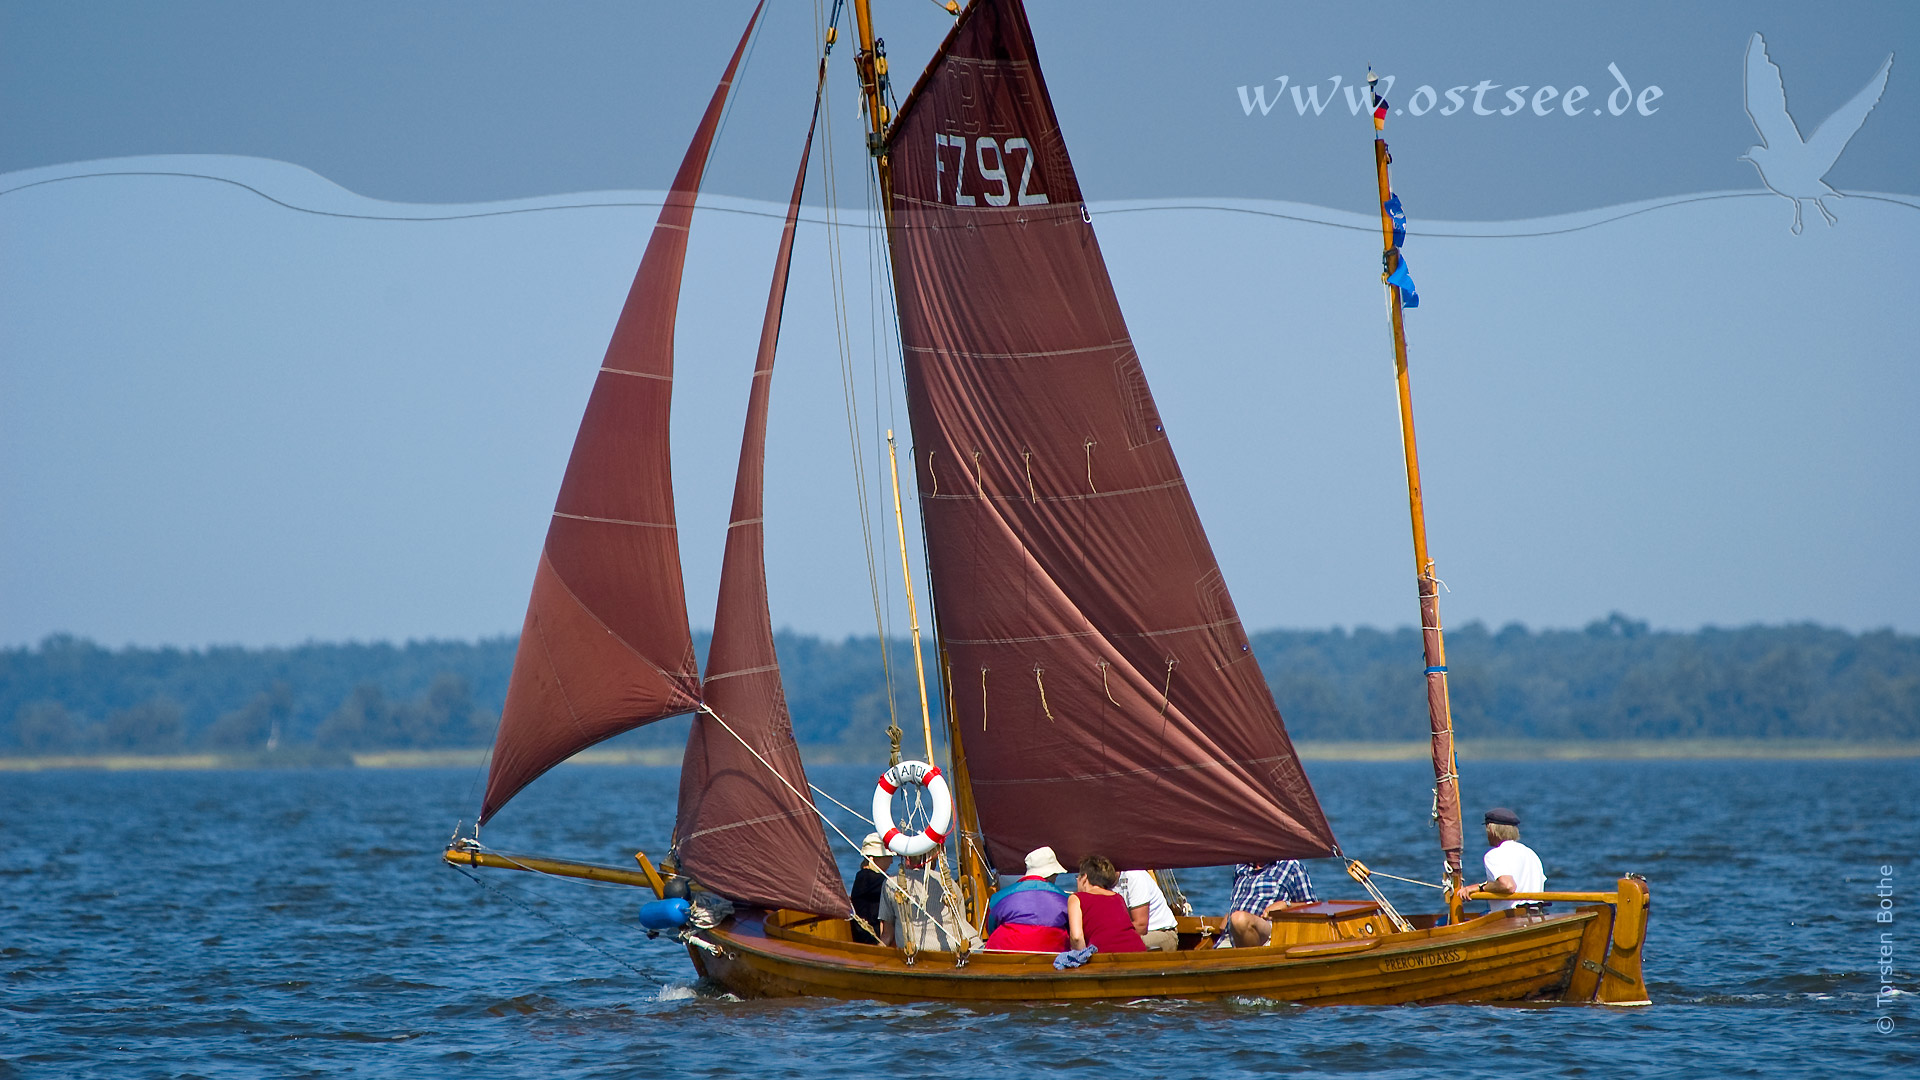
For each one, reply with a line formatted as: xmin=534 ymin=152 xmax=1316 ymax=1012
xmin=933 ymin=848 xmax=973 ymax=960
xmin=815 ymin=11 xmax=904 ymax=764
xmin=699 ymin=705 xmax=863 ymax=853
xmin=695 ymin=703 xmax=938 ymax=940
xmin=1153 ymin=868 xmax=1194 ymax=917
xmin=807 ymin=781 xmax=874 ymax=826
xmin=886 ymin=849 xmax=975 ymax=960
xmin=708 ymin=4 xmax=770 ymax=164
xmin=1344 ymin=859 xmax=1417 ymax=933
xmin=1360 ymin=867 xmax=1446 ymax=890
xmin=448 ymin=863 xmax=674 ymax=987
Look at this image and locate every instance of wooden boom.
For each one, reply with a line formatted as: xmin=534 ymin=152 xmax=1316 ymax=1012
xmin=442 ymin=843 xmax=667 ymax=898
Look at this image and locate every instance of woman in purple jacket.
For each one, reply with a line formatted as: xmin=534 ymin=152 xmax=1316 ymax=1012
xmin=983 ymin=846 xmax=1071 ymax=951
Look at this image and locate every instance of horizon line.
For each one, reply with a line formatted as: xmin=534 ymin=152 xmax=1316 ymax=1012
xmin=9 ymin=615 xmax=1912 ymax=655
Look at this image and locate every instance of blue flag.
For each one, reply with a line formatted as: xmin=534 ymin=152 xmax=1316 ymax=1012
xmin=1384 ymin=193 xmax=1407 ymax=249
xmin=1386 ymin=252 xmax=1419 ymax=308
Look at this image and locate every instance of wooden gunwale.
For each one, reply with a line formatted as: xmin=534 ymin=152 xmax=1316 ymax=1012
xmin=697 ymin=905 xmax=1605 ymax=1004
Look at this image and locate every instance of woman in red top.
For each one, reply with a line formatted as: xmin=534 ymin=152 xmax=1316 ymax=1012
xmin=1067 ymin=854 xmax=1148 ymax=953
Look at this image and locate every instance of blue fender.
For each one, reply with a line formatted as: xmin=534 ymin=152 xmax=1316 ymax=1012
xmin=639 ymin=898 xmax=691 ymax=931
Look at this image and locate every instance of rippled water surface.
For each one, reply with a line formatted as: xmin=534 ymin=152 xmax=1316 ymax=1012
xmin=4 ymin=759 xmax=1916 ymax=1078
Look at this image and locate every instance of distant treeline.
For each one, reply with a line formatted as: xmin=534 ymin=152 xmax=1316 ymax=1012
xmin=0 ymin=633 xmax=923 ymax=756
xmin=1256 ymin=615 xmax=1919 ymax=742
xmin=3 ymin=617 xmax=1916 ymax=755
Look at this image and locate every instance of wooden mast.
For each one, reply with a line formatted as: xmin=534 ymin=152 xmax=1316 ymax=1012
xmin=940 ymin=650 xmax=992 ymax=923
xmin=1366 ymin=71 xmax=1465 ymax=910
xmin=885 ymin=431 xmax=937 ymax=766
xmin=858 ymin=0 xmax=993 ymax=923
xmin=851 ymin=0 xmax=894 ymax=214
xmin=886 ymin=430 xmax=991 ymax=924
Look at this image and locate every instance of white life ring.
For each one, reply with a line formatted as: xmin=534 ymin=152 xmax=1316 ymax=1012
xmin=870 ymin=760 xmax=953 ymax=858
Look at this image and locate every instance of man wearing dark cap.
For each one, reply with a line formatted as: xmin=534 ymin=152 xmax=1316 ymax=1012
xmin=1466 ymin=807 xmax=1544 ymax=911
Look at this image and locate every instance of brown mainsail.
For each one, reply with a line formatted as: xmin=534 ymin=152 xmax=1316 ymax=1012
xmin=675 ymin=73 xmax=851 ymax=918
xmin=479 ymin=4 xmax=764 ymax=823
xmin=882 ymin=0 xmax=1335 ymax=872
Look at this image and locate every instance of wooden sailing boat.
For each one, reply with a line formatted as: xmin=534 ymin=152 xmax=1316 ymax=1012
xmin=444 ymin=0 xmax=1651 ymax=1006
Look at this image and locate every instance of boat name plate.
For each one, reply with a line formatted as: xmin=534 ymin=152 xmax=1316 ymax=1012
xmin=1379 ymin=948 xmax=1464 ymax=972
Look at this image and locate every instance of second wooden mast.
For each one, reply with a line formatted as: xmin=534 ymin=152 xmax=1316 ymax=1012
xmin=1366 ymin=72 xmax=1466 ymax=902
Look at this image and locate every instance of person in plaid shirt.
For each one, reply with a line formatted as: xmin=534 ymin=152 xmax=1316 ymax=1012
xmin=1223 ymin=860 xmax=1317 ymax=947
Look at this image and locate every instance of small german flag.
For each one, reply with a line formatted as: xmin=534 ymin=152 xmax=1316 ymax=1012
xmin=1368 ymin=68 xmax=1389 ymax=130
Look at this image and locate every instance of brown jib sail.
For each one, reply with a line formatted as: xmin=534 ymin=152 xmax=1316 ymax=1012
xmin=884 ymin=0 xmax=1336 ymax=872
xmin=675 ymin=73 xmax=851 ymax=918
xmin=480 ymin=5 xmax=764 ymax=824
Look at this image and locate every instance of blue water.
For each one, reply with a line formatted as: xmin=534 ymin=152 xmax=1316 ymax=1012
xmin=4 ymin=759 xmax=1916 ymax=1078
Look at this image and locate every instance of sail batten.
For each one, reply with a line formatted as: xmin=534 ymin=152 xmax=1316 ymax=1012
xmin=883 ymin=0 xmax=1335 ymax=872
xmin=479 ymin=4 xmax=765 ymax=824
xmin=674 ymin=63 xmax=850 ymax=919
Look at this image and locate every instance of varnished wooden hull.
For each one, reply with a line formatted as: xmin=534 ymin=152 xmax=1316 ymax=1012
xmin=692 ymin=884 xmax=1651 ymax=1006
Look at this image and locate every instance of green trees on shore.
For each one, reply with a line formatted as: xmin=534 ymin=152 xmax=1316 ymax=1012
xmin=0 ymin=635 xmax=516 ymax=755
xmin=3 ymin=618 xmax=1915 ymax=754
xmin=1251 ymin=616 xmax=1920 ymax=742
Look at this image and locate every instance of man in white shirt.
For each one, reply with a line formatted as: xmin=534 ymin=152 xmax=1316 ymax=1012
xmin=1468 ymin=807 xmax=1545 ymax=912
xmin=1113 ymin=869 xmax=1180 ymax=951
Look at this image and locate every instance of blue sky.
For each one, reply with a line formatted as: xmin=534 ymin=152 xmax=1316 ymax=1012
xmin=2 ymin=2 xmax=1915 ymax=647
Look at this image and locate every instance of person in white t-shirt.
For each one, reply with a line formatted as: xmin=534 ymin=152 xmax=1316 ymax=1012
xmin=1113 ymin=869 xmax=1180 ymax=951
xmin=1467 ymin=807 xmax=1545 ymax=912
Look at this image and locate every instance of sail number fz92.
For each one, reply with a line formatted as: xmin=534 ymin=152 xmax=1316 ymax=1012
xmin=933 ymin=133 xmax=1050 ymax=206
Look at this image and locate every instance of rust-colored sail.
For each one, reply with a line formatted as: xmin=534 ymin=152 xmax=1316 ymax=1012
xmin=675 ymin=72 xmax=851 ymax=917
xmin=883 ymin=0 xmax=1336 ymax=872
xmin=480 ymin=4 xmax=764 ymax=824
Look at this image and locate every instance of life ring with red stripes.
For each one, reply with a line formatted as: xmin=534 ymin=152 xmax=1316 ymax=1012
xmin=870 ymin=760 xmax=953 ymax=858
